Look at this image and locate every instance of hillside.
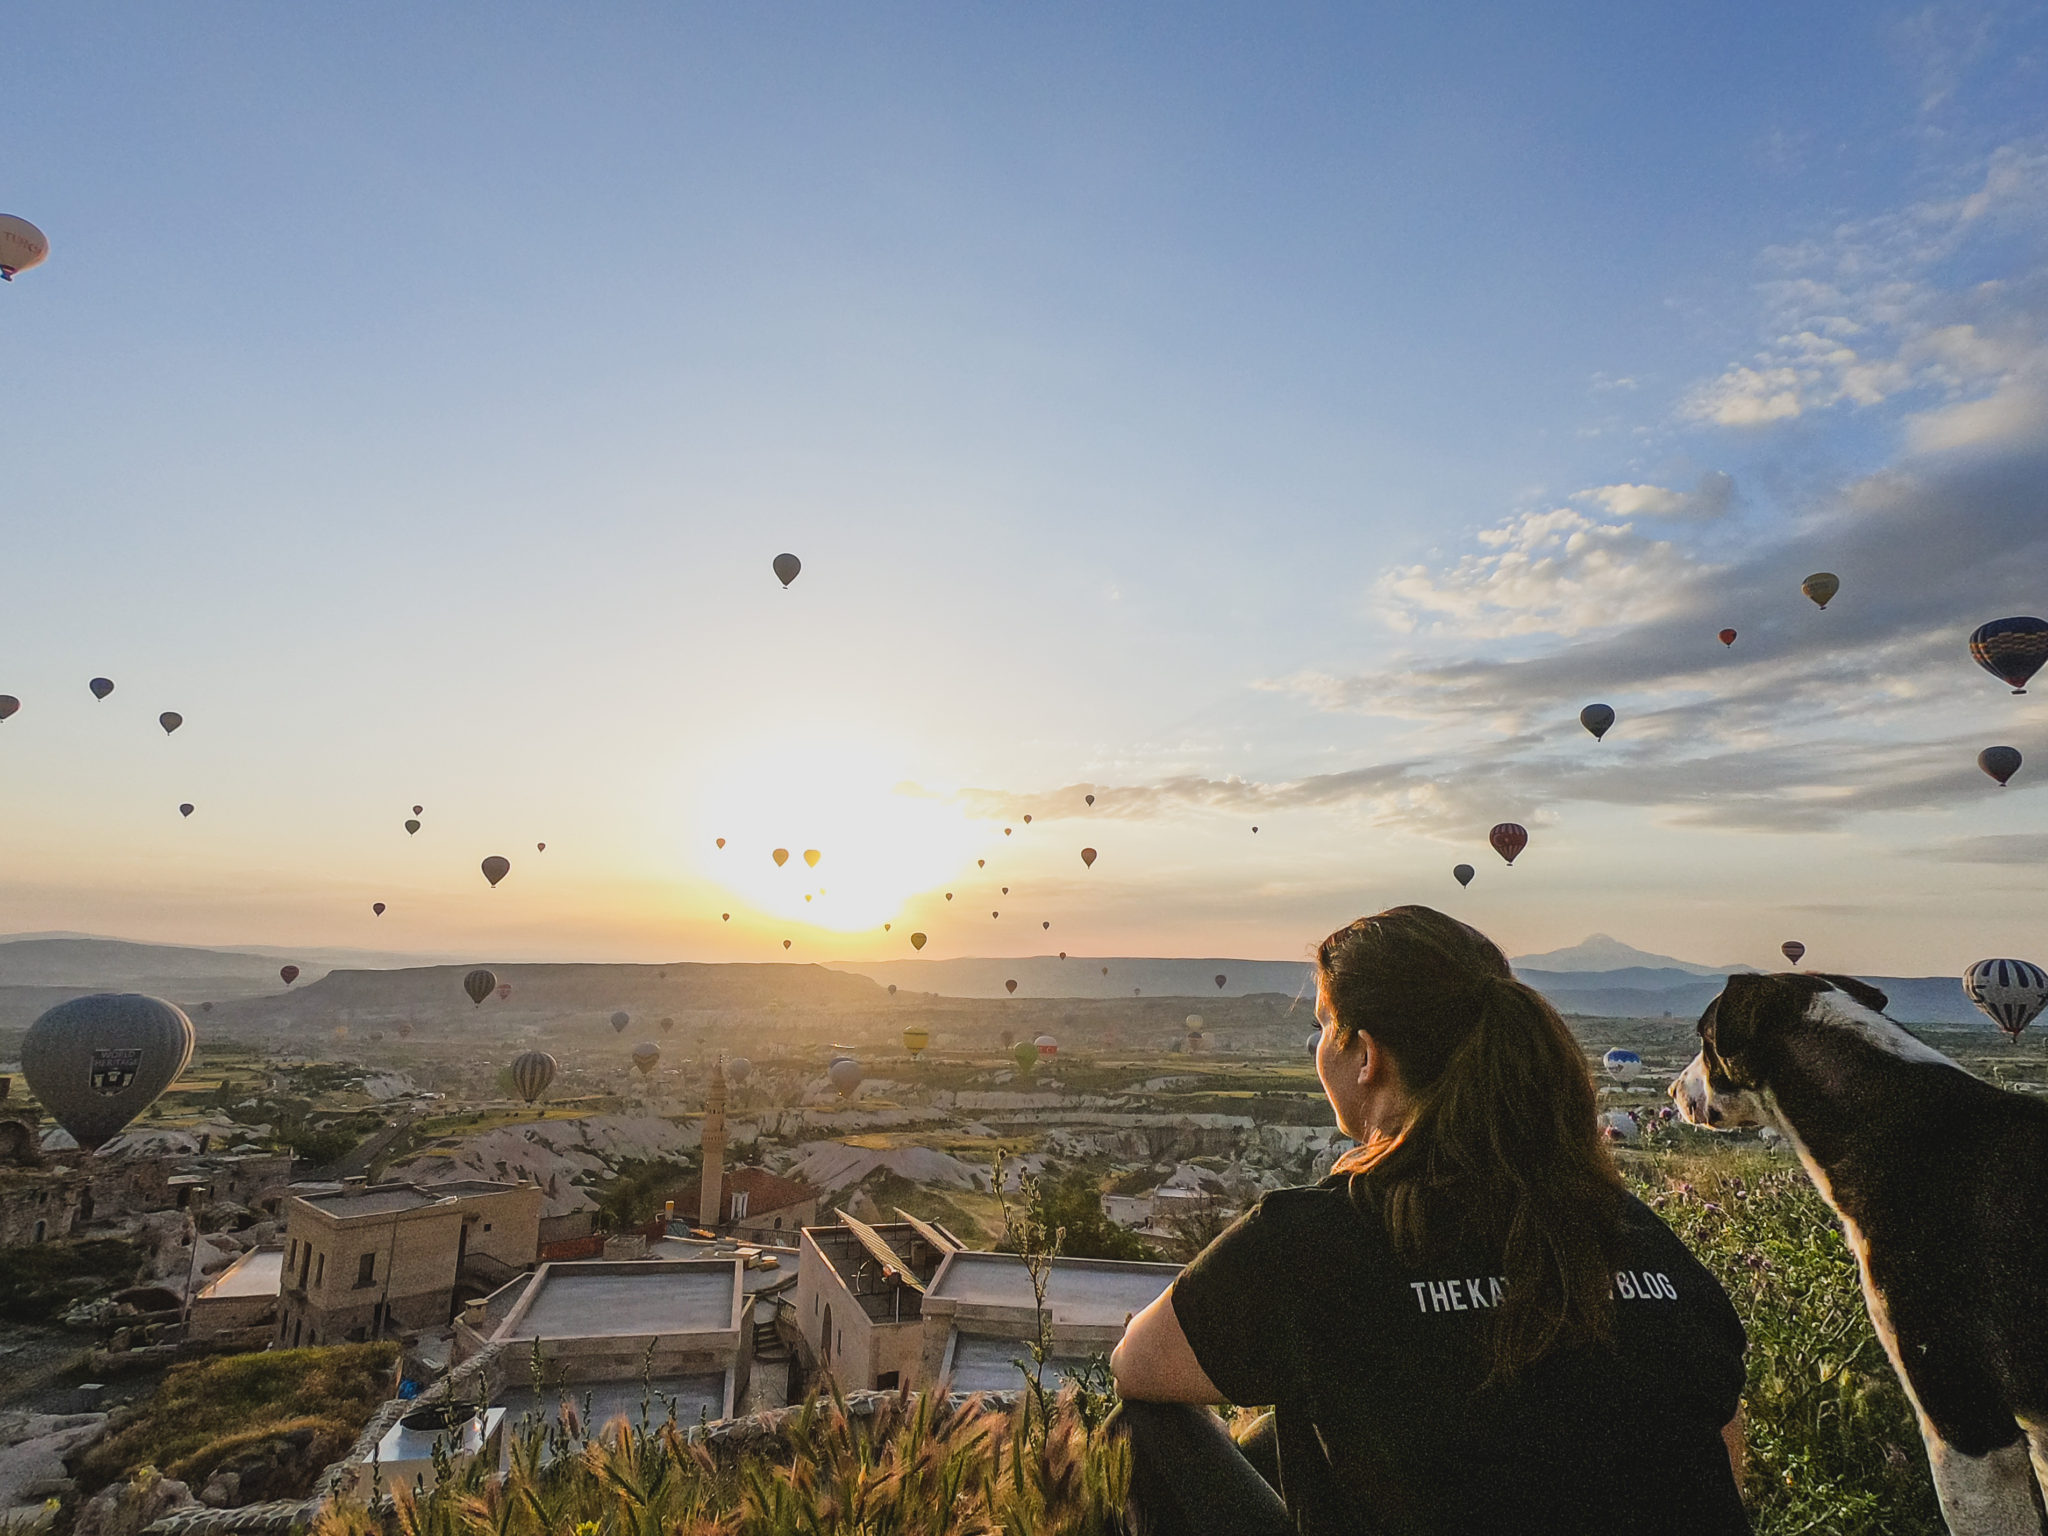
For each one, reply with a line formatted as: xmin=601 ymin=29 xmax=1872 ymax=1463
xmin=827 ymin=955 xmax=1315 ymax=1000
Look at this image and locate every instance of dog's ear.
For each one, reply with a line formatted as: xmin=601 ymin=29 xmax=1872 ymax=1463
xmin=1811 ymin=973 xmax=1889 ymax=1013
xmin=1704 ymin=972 xmax=1818 ymax=1074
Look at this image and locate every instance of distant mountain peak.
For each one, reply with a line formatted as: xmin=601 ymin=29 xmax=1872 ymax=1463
xmin=1510 ymin=933 xmax=1740 ymax=977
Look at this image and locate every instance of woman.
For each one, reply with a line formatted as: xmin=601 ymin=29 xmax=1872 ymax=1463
xmin=1111 ymin=906 xmax=1748 ymax=1535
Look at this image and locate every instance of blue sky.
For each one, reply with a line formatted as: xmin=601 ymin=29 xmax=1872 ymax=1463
xmin=2 ymin=4 xmax=2044 ymax=973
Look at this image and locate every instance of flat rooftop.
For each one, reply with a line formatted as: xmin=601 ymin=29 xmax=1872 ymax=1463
xmin=300 ymin=1185 xmax=441 ymax=1216
xmin=199 ymin=1247 xmax=282 ymax=1300
xmin=497 ymin=1374 xmax=727 ymax=1431
xmin=497 ymin=1260 xmax=739 ymax=1341
xmin=929 ymin=1253 xmax=1179 ymax=1328
xmin=947 ymin=1335 xmax=1102 ymax=1395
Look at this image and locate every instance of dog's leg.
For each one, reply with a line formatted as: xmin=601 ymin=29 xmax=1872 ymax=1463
xmin=2021 ymin=1418 xmax=2048 ymax=1527
xmin=1923 ymin=1433 xmax=2046 ymax=1535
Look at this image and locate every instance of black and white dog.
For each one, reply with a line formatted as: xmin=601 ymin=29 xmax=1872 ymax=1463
xmin=1673 ymin=971 xmax=2048 ymax=1535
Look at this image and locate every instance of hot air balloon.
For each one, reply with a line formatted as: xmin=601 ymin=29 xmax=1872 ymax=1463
xmin=722 ymin=913 xmax=730 ymax=921
xmin=1602 ymin=1048 xmax=1644 ymax=1083
xmin=536 ymin=842 xmax=546 ymax=852
xmin=978 ymin=860 xmax=985 ymax=868
xmin=179 ymin=804 xmax=194 ymax=818
xmin=804 ymin=849 xmax=821 ymax=868
xmin=1781 ymin=941 xmax=1805 ymax=966
xmin=1970 ymin=618 xmax=2048 ymax=694
xmin=632 ymin=1042 xmax=660 ymax=1076
xmin=910 ymin=932 xmax=927 ymax=950
xmin=1085 ymin=794 xmax=1096 ymax=806
xmin=89 ymin=678 xmax=113 ymax=700
xmin=1035 ymin=1034 xmax=1058 ymax=1061
xmin=1802 ymin=572 xmax=1840 ymax=609
xmin=716 ymin=837 xmax=726 ymax=848
xmin=1489 ymin=823 xmax=1528 ymax=865
xmin=21 ymin=994 xmax=194 ymax=1152
xmin=1185 ymin=1015 xmax=1203 ymax=1035
xmin=783 ymin=939 xmax=792 ymax=950
xmin=1963 ymin=959 xmax=2048 ymax=1039
xmin=1453 ymin=864 xmax=1474 ymax=887
xmin=1012 ymin=1041 xmax=1037 ymax=1072
xmin=727 ymin=1057 xmax=753 ymax=1085
xmin=1024 ymin=815 xmax=1033 ymax=824
xmin=992 ymin=911 xmax=1000 ymax=919
xmin=464 ymin=970 xmax=497 ymax=1006
xmin=773 ymin=848 xmax=789 ymax=867
xmin=511 ymin=1051 xmax=557 ymax=1103
xmin=1718 ymin=629 xmax=1737 ymax=646
xmin=660 ymin=1016 xmax=674 ymax=1033
xmin=280 ymin=965 xmax=300 ymax=986
xmin=611 ymin=1010 xmax=630 ymax=1034
xmin=1980 ymin=746 xmax=2023 ymax=787
xmin=1042 ymin=921 xmax=1050 ymax=930
xmin=773 ymin=553 xmax=801 ymax=588
xmin=903 ymin=1026 xmax=929 ymax=1058
xmin=1058 ymin=952 xmax=1066 ymax=960
xmin=1598 ymin=1109 xmax=1638 ymax=1143
xmin=0 ymin=696 xmax=17 ymax=721
xmin=1214 ymin=975 xmax=1226 ymax=990
xmin=158 ymin=712 xmax=183 ymax=735
xmin=398 ymin=1021 xmax=413 ymax=1037
xmin=1580 ymin=704 xmax=1615 ymax=741
xmin=405 ymin=819 xmax=420 ymax=835
xmin=887 ymin=983 xmax=897 ymax=994
xmin=0 ymin=215 xmax=50 ymax=280
xmin=481 ymin=856 xmax=510 ymax=887
xmin=945 ymin=893 xmax=953 ymax=901
xmin=372 ymin=902 xmax=385 ymax=916
xmin=1001 ymin=887 xmax=1009 ymax=895
xmin=413 ymin=805 xmax=424 ymax=816
xmin=827 ymin=1056 xmax=863 ymax=1098
xmin=1080 ymin=847 xmax=1097 ymax=868
xmin=1102 ymin=967 xmax=1109 ymax=976
xmin=1005 ymin=979 xmax=1018 ymax=994
xmin=496 ymin=982 xmax=512 ymax=1001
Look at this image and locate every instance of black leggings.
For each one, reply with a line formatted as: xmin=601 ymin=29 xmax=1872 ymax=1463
xmin=1112 ymin=1401 xmax=1294 ymax=1536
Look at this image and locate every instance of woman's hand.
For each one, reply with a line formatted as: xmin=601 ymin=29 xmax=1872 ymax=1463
xmin=1111 ymin=1285 xmax=1228 ymax=1403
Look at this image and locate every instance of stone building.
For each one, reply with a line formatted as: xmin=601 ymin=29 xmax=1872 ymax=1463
xmin=276 ymin=1176 xmax=541 ymax=1347
xmin=795 ymin=1211 xmax=959 ymax=1391
xmin=670 ymin=1167 xmax=818 ymax=1241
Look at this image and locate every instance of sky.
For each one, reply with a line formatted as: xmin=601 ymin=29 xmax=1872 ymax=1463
xmin=1 ymin=3 xmax=2044 ymax=974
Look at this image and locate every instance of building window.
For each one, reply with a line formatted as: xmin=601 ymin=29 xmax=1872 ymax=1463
xmin=876 ymin=1372 xmax=899 ymax=1391
xmin=355 ymin=1252 xmax=376 ymax=1288
xmin=314 ymin=1252 xmax=325 ymax=1287
xmin=773 ymin=1217 xmax=783 ymax=1229
xmin=483 ymin=1223 xmax=492 ymax=1233
xmin=32 ymin=1220 xmax=45 ymax=1243
xmin=731 ymin=1191 xmax=749 ymax=1220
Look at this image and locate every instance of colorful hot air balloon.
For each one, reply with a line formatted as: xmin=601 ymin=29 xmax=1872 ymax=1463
xmin=1781 ymin=941 xmax=1805 ymax=965
xmin=773 ymin=553 xmax=802 ymax=588
xmin=1980 ymin=746 xmax=2023 ymax=786
xmin=1489 ymin=823 xmax=1528 ymax=865
xmin=1011 ymin=1040 xmax=1037 ymax=1071
xmin=632 ymin=1042 xmax=660 ymax=1076
xmin=1602 ymin=1048 xmax=1644 ymax=1083
xmin=1580 ymin=704 xmax=1615 ymax=741
xmin=372 ymin=902 xmax=385 ymax=916
xmin=0 ymin=215 xmax=50 ymax=280
xmin=0 ymin=696 xmax=17 ymax=721
xmin=511 ymin=1051 xmax=557 ymax=1103
xmin=1080 ymin=847 xmax=1097 ymax=868
xmin=903 ymin=1026 xmax=929 ymax=1058
xmin=279 ymin=965 xmax=300 ymax=986
xmin=481 ymin=855 xmax=510 ymax=887
xmin=158 ymin=712 xmax=183 ymax=735
xmin=405 ymin=819 xmax=421 ymax=834
xmin=464 ymin=969 xmax=497 ymax=1006
xmin=179 ymin=804 xmax=194 ymax=818
xmin=804 ymin=849 xmax=821 ymax=868
xmin=1718 ymin=629 xmax=1737 ymax=647
xmin=496 ymin=982 xmax=512 ymax=1001
xmin=827 ymin=1055 xmax=863 ymax=1098
xmin=611 ymin=1010 xmax=630 ymax=1034
xmin=1971 ymin=618 xmax=2048 ymax=694
xmin=727 ymin=1057 xmax=753 ymax=1085
xmin=21 ymin=994 xmax=194 ymax=1151
xmin=1453 ymin=864 xmax=1474 ymax=887
xmin=1802 ymin=572 xmax=1840 ymax=609
xmin=773 ymin=848 xmax=789 ymax=867
xmin=1035 ymin=1034 xmax=1058 ymax=1061
xmin=1963 ymin=959 xmax=2048 ymax=1039
xmin=89 ymin=677 xmax=114 ymax=700
xmin=1005 ymin=979 xmax=1018 ymax=994
xmin=910 ymin=932 xmax=927 ymax=950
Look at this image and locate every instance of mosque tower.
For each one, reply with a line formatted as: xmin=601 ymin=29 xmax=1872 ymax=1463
xmin=698 ymin=1054 xmax=727 ymax=1229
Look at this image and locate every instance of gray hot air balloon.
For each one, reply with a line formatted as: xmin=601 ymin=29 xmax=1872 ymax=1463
xmin=632 ymin=1041 xmax=660 ymax=1075
xmin=827 ymin=1055 xmax=863 ymax=1098
xmin=159 ymin=712 xmax=183 ymax=735
xmin=21 ymin=994 xmax=195 ymax=1152
xmin=481 ymin=855 xmax=511 ymax=887
xmin=1453 ymin=863 xmax=1475 ymax=887
xmin=89 ymin=677 xmax=114 ymax=700
xmin=611 ymin=1010 xmax=630 ymax=1034
xmin=511 ymin=1050 xmax=557 ymax=1103
xmin=773 ymin=553 xmax=801 ymax=588
xmin=726 ymin=1057 xmax=753 ymax=1085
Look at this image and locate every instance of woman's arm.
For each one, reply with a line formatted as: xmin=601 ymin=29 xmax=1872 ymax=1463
xmin=1723 ymin=1409 xmax=1745 ymax=1486
xmin=1111 ymin=1286 xmax=1228 ymax=1403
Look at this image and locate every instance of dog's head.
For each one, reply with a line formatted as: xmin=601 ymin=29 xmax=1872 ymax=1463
xmin=1671 ymin=971 xmax=1891 ymax=1130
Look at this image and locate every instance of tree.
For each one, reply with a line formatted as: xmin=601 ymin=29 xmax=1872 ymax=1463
xmin=1000 ymin=1168 xmax=1158 ymax=1262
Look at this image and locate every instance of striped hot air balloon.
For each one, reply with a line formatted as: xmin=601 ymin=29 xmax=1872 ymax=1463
xmin=510 ymin=1050 xmax=557 ymax=1103
xmin=1970 ymin=617 xmax=2048 ymax=695
xmin=1963 ymin=959 xmax=2048 ymax=1039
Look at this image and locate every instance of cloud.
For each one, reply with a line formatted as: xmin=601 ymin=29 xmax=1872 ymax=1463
xmin=1909 ymin=833 xmax=2048 ymax=864
xmin=1575 ymin=473 xmax=1736 ymax=522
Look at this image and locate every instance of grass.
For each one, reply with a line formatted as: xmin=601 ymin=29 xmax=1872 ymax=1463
xmin=76 ymin=1342 xmax=399 ymax=1500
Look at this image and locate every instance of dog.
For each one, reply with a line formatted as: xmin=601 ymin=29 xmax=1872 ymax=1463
xmin=1673 ymin=970 xmax=2048 ymax=1534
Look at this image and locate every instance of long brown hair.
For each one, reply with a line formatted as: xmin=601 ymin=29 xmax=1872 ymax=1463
xmin=1320 ymin=905 xmax=1627 ymax=1382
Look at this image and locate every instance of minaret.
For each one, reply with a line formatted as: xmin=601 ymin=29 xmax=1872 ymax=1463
xmin=698 ymin=1054 xmax=727 ymax=1229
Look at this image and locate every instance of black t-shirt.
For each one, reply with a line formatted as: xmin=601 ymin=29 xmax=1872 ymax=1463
xmin=1172 ymin=1179 xmax=1749 ymax=1536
